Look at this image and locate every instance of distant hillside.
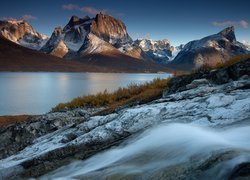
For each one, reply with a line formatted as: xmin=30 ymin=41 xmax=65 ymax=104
xmin=0 ymin=36 xmax=100 ymax=72
xmin=0 ymin=36 xmax=168 ymax=72
xmin=75 ymin=52 xmax=169 ymax=73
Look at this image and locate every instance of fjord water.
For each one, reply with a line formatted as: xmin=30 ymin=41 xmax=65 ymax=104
xmin=0 ymin=72 xmax=170 ymax=115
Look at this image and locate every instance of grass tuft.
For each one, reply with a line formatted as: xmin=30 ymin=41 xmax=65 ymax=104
xmin=0 ymin=115 xmax=30 ymax=127
xmin=52 ymin=78 xmax=170 ymax=112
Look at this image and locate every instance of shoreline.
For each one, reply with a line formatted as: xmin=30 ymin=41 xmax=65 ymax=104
xmin=1 ymin=58 xmax=249 ymax=127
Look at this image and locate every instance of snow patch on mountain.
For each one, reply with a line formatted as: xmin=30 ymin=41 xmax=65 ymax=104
xmin=241 ymin=40 xmax=250 ymax=50
xmin=64 ymin=41 xmax=84 ymax=51
xmin=18 ymin=34 xmax=48 ymax=50
xmin=168 ymin=45 xmax=183 ymax=61
xmin=135 ymin=39 xmax=182 ymax=63
xmin=79 ymin=33 xmax=118 ymax=55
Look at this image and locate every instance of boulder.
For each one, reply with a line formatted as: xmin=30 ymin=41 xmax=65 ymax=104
xmin=164 ymin=58 xmax=250 ymax=96
xmin=186 ymin=79 xmax=209 ymax=89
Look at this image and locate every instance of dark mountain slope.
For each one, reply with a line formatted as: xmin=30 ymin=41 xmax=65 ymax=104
xmin=0 ymin=36 xmax=168 ymax=72
xmin=0 ymin=36 xmax=102 ymax=72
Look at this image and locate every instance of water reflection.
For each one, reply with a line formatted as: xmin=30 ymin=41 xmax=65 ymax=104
xmin=0 ymin=72 xmax=171 ymax=115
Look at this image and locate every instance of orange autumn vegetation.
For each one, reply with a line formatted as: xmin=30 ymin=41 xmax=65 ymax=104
xmin=52 ymin=78 xmax=170 ymax=113
xmin=0 ymin=115 xmax=30 ymax=127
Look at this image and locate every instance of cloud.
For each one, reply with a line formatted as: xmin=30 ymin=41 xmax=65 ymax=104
xmin=1 ymin=15 xmax=37 ymax=21
xmin=131 ymin=32 xmax=151 ymax=39
xmin=212 ymin=20 xmax=249 ymax=29
xmin=239 ymin=20 xmax=249 ymax=28
xmin=62 ymin=4 xmax=107 ymax=15
xmin=80 ymin=6 xmax=106 ymax=15
xmin=116 ymin=13 xmax=125 ymax=17
xmin=21 ymin=15 xmax=37 ymax=21
xmin=1 ymin=17 xmax=18 ymax=21
xmin=62 ymin=4 xmax=80 ymax=10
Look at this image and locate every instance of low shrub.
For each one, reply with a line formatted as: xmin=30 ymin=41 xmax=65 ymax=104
xmin=52 ymin=78 xmax=170 ymax=112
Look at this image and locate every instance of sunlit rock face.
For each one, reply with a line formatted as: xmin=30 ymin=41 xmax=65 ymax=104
xmin=90 ymin=13 xmax=133 ymax=48
xmin=170 ymin=26 xmax=250 ymax=70
xmin=40 ymin=13 xmax=151 ymax=60
xmin=77 ymin=13 xmax=150 ymax=61
xmin=40 ymin=27 xmax=68 ymax=58
xmin=0 ymin=19 xmax=48 ymax=50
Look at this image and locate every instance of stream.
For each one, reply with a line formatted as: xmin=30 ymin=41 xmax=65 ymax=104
xmin=42 ymin=123 xmax=250 ymax=179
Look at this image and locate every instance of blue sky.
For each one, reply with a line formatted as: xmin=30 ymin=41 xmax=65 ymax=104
xmin=0 ymin=0 xmax=249 ymax=46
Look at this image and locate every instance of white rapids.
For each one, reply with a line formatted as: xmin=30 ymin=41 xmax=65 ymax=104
xmin=41 ymin=123 xmax=250 ymax=179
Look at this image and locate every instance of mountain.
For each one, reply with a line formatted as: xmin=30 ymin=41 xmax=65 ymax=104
xmin=3 ymin=15 xmax=249 ymax=72
xmin=169 ymin=26 xmax=250 ymax=70
xmin=0 ymin=19 xmax=48 ymax=50
xmin=135 ymin=39 xmax=182 ymax=63
xmin=76 ymin=33 xmax=169 ymax=72
xmin=41 ymin=14 xmax=151 ymax=61
xmin=40 ymin=16 xmax=92 ymax=58
xmin=0 ymin=35 xmax=168 ymax=72
xmin=0 ymin=35 xmax=103 ymax=72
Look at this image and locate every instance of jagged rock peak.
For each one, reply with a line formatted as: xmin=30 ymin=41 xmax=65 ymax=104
xmin=64 ymin=15 xmax=91 ymax=30
xmin=0 ymin=19 xmax=48 ymax=50
xmin=161 ymin=39 xmax=170 ymax=44
xmin=91 ymin=13 xmax=132 ymax=47
xmin=170 ymin=26 xmax=250 ymax=70
xmin=53 ymin=27 xmax=62 ymax=36
xmin=218 ymin=26 xmax=236 ymax=42
xmin=70 ymin=15 xmax=80 ymax=23
xmin=94 ymin=13 xmax=125 ymax=28
xmin=82 ymin=15 xmax=90 ymax=21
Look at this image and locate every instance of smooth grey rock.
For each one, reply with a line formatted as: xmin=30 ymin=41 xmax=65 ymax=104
xmin=186 ymin=78 xmax=209 ymax=89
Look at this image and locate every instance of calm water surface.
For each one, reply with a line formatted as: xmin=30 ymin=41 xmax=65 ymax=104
xmin=0 ymin=73 xmax=171 ymax=115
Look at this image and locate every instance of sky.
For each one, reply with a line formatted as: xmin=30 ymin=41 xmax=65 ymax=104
xmin=0 ymin=0 xmax=249 ymax=46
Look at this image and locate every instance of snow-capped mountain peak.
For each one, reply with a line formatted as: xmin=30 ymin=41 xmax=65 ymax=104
xmin=170 ymin=26 xmax=250 ymax=70
xmin=0 ymin=19 xmax=48 ymax=50
xmin=0 ymin=20 xmax=48 ymax=50
xmin=135 ymin=38 xmax=180 ymax=63
xmin=41 ymin=13 xmax=146 ymax=59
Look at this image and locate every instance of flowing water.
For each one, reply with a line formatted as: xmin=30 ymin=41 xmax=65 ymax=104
xmin=0 ymin=72 xmax=170 ymax=115
xmin=42 ymin=123 xmax=250 ymax=179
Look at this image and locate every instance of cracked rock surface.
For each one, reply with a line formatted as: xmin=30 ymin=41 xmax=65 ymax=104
xmin=0 ymin=77 xmax=249 ymax=179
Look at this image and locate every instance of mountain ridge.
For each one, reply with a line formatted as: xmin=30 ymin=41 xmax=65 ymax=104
xmin=0 ymin=35 xmax=168 ymax=72
xmin=169 ymin=26 xmax=250 ymax=70
xmin=0 ymin=14 xmax=249 ymax=72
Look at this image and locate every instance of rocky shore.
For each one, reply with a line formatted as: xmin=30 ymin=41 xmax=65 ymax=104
xmin=0 ymin=59 xmax=250 ymax=179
